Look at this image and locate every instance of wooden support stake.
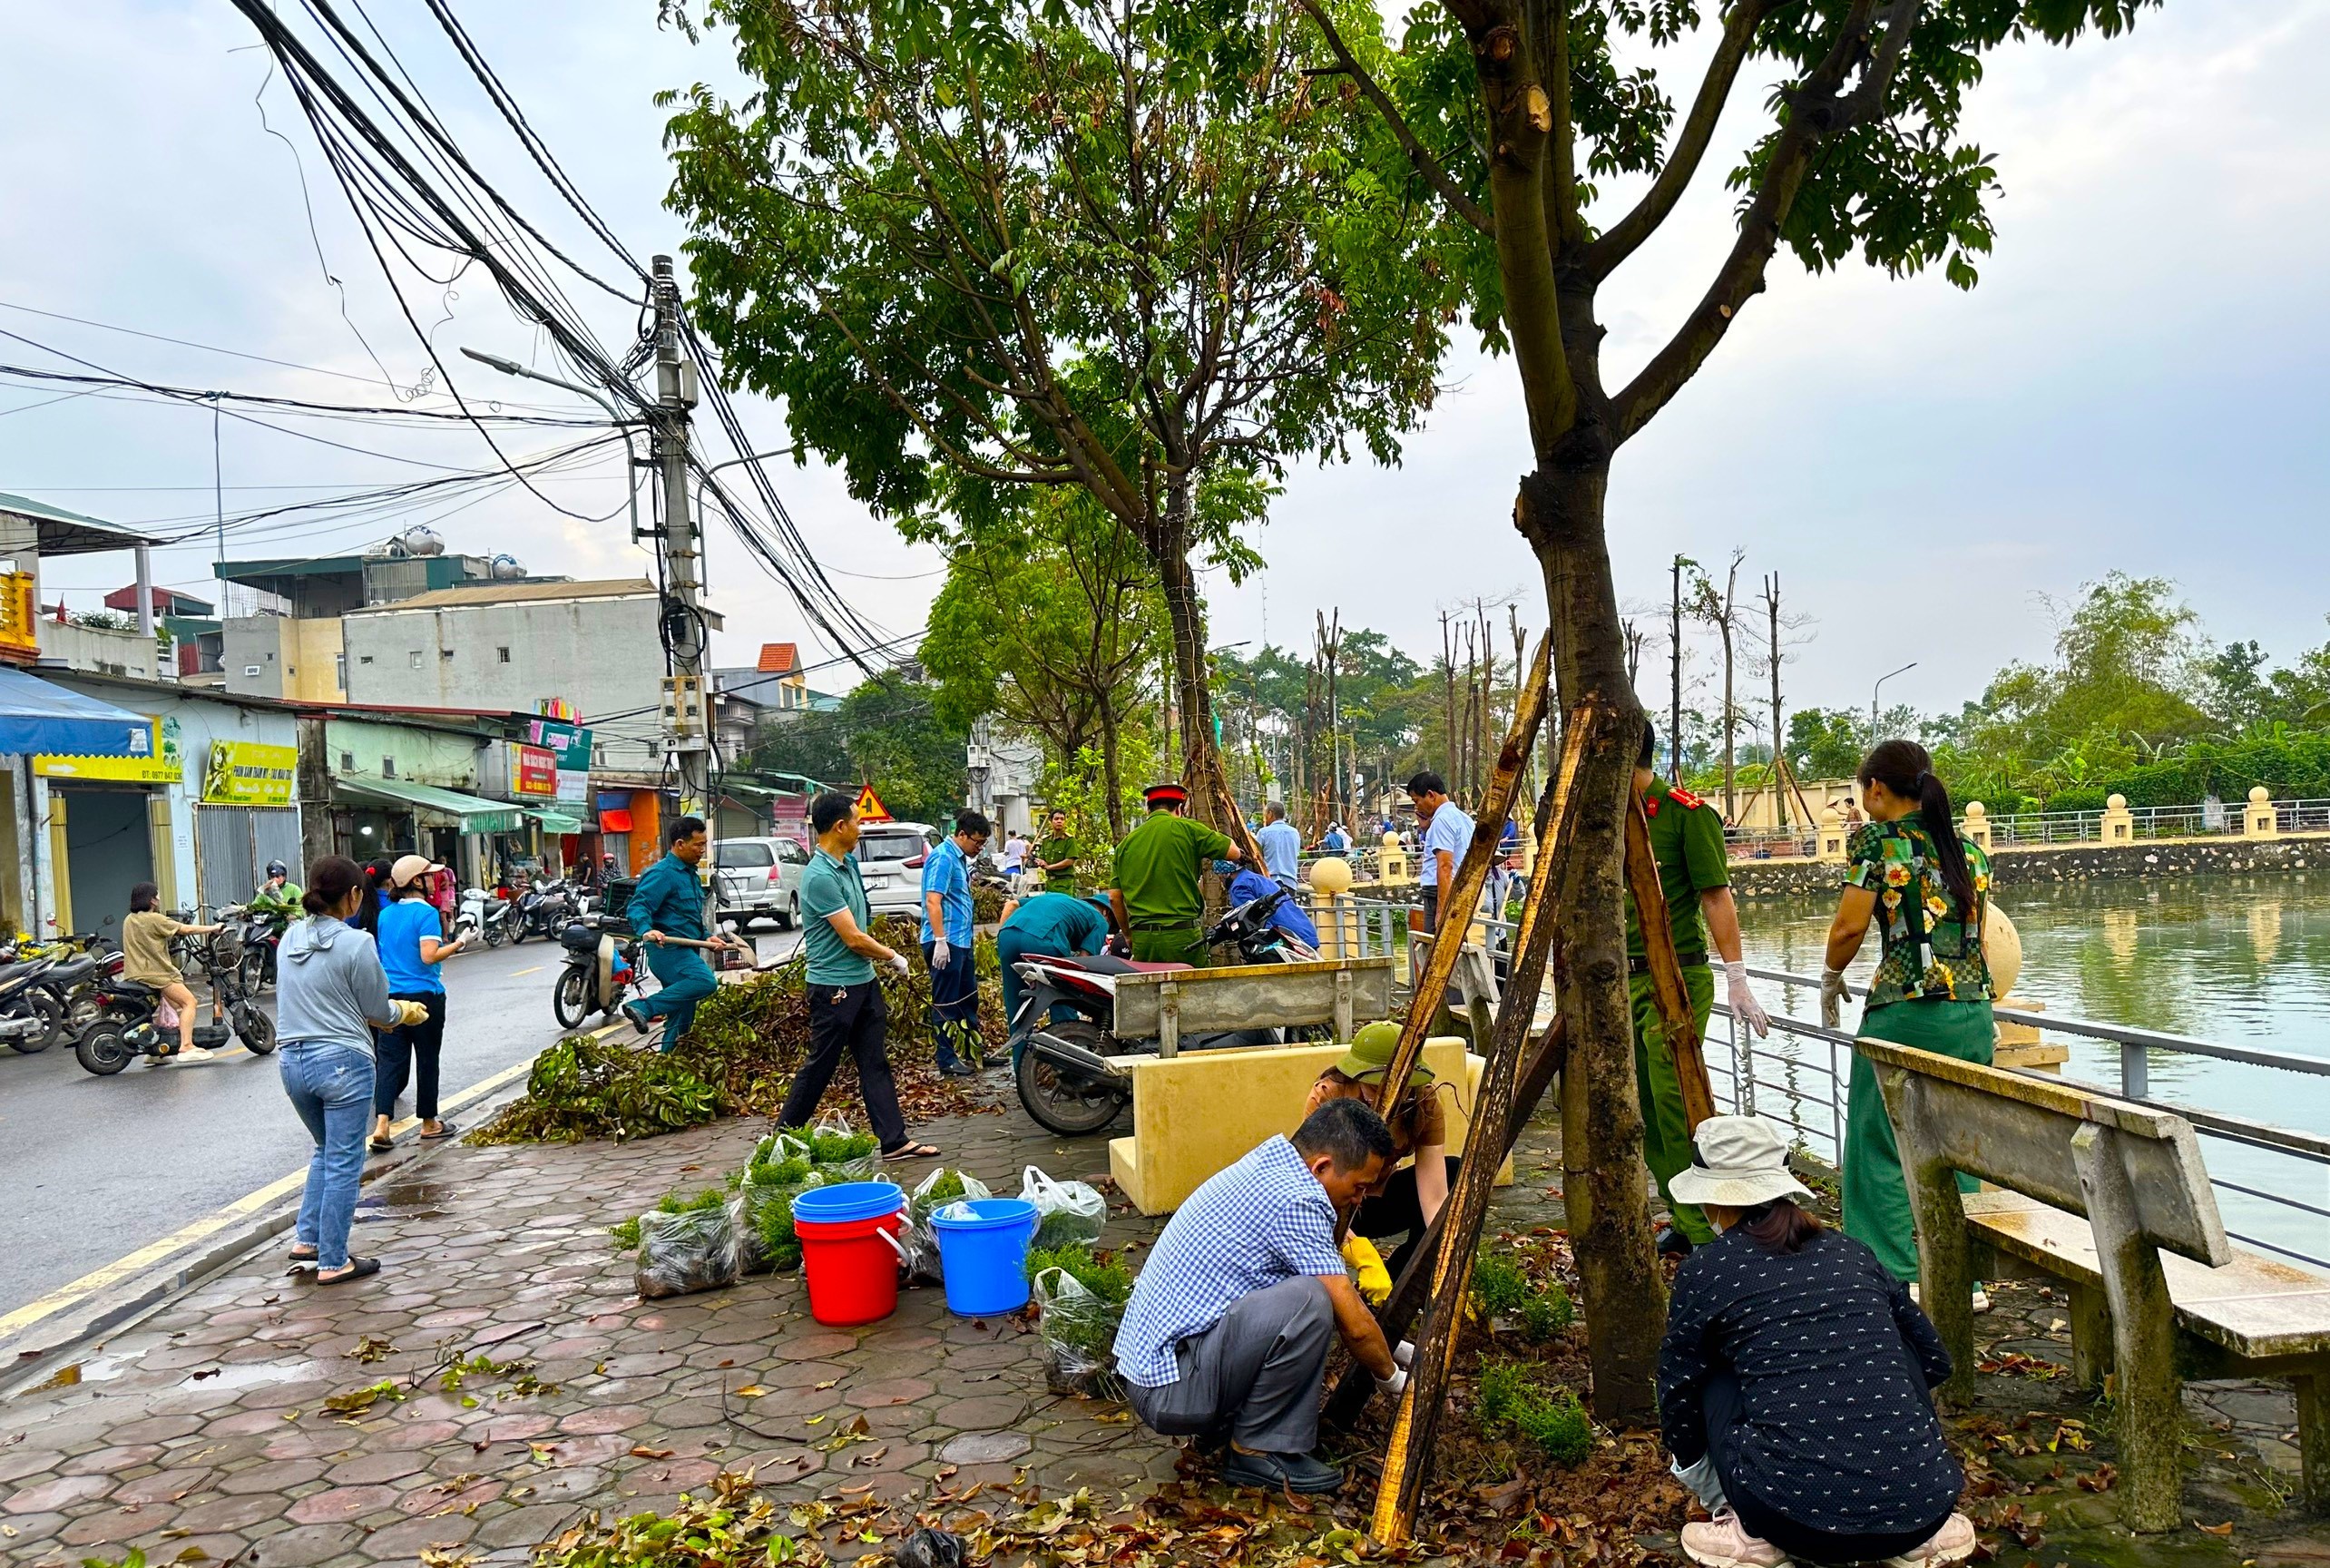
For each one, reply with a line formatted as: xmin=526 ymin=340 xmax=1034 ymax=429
xmin=1373 ymin=638 xmax=1552 ymax=1119
xmin=1622 ymin=797 xmax=1718 ymax=1129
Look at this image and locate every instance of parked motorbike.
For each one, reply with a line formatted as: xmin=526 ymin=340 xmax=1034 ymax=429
xmin=75 ymin=925 xmax=275 ymax=1075
xmin=0 ymin=954 xmax=69 ymax=1056
xmin=236 ymin=906 xmax=289 ymax=994
xmin=1010 ymin=886 xmax=1315 ymax=1136
xmin=514 ymin=878 xmax=577 ymax=944
xmin=552 ymin=915 xmax=648 ymax=1031
xmin=1 ymin=931 xmax=105 ymax=1052
xmin=455 ymin=887 xmax=517 ymax=949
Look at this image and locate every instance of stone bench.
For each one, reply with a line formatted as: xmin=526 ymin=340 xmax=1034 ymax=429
xmin=1111 ymin=956 xmax=1395 ymax=1057
xmin=1860 ymin=1038 xmax=2330 ymax=1532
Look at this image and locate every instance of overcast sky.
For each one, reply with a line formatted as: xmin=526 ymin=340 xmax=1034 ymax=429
xmin=3 ymin=2 xmax=2324 ymax=726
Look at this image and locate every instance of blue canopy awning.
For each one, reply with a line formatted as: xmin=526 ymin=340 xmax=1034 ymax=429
xmin=0 ymin=668 xmax=152 ymax=758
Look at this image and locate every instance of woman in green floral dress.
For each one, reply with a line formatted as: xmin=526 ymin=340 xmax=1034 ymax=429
xmin=1821 ymin=740 xmax=1995 ymax=1285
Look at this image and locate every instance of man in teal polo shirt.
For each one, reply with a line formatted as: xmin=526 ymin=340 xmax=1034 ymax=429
xmin=775 ymin=791 xmax=935 ymax=1161
xmin=994 ymin=889 xmax=1115 ymax=1063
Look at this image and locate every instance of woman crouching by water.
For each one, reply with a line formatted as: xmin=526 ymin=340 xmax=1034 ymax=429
xmin=1661 ymin=1115 xmax=1973 ymax=1568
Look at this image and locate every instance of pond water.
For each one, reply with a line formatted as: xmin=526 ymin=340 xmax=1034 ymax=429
xmin=1730 ymin=872 xmax=2330 ymax=1270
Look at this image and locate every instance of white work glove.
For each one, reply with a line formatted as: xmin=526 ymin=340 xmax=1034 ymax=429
xmin=1724 ymin=960 xmax=1771 ymax=1039
xmin=1819 ymin=966 xmax=1850 ymax=1031
xmin=1375 ymin=1364 xmax=1409 ymax=1398
xmin=932 ymin=938 xmax=952 ymax=970
xmin=888 ymin=951 xmax=912 ymax=978
xmin=1392 ymin=1339 xmax=1415 ymax=1368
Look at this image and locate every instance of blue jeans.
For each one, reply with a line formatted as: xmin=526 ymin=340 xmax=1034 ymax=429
xmin=922 ymin=938 xmax=981 ymax=1068
xmin=642 ymin=945 xmax=718 ymax=1051
xmin=279 ymin=1042 xmax=375 ymax=1270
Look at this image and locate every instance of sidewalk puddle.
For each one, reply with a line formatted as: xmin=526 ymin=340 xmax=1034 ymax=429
xmin=358 ymin=1181 xmax=452 ymax=1220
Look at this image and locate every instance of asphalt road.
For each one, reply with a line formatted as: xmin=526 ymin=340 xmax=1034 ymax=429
xmin=0 ymin=923 xmax=800 ymax=1315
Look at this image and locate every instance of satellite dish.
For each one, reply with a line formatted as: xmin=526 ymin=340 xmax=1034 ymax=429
xmin=489 ymin=554 xmax=526 ymax=580
xmin=400 ymin=526 xmax=445 ymax=557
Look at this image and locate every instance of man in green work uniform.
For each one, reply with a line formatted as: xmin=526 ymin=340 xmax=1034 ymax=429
xmin=1627 ymin=720 xmax=1771 ymax=1256
xmin=1037 ymin=808 xmax=1081 ymax=893
xmin=1109 ymin=782 xmax=1244 ymax=966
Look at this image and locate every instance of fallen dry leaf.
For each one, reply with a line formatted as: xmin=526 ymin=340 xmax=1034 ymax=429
xmin=734 ymin=1385 xmax=769 ymax=1397
xmin=629 ymin=1446 xmax=675 ymax=1459
xmin=2196 ymin=1520 xmax=2234 ymax=1536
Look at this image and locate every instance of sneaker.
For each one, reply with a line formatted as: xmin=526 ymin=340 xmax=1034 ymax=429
xmin=1882 ymin=1512 xmax=1975 ymax=1568
xmin=176 ymin=1045 xmax=218 ymax=1062
xmin=1971 ymin=1284 xmax=1992 ymax=1315
xmin=938 ymin=1059 xmax=979 ymax=1079
xmin=1679 ymin=1511 xmax=1792 ymax=1568
xmin=620 ymin=1002 xmax=652 ymax=1037
xmin=1219 ymin=1448 xmax=1343 ymax=1494
xmin=1657 ymin=1226 xmax=1695 ymax=1260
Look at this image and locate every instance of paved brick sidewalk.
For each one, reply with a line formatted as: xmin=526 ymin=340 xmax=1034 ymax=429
xmin=0 ymin=1102 xmax=1170 ymax=1567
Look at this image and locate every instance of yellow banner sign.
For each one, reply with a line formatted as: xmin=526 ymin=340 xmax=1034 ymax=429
xmin=36 ymin=718 xmax=181 ymax=784
xmin=202 ymin=740 xmax=298 ymax=807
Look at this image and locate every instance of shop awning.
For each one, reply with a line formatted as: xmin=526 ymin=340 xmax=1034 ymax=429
xmin=0 ymin=668 xmax=154 ymax=758
xmin=335 ymin=777 xmax=523 ymax=834
xmin=525 ymin=806 xmax=584 ymax=836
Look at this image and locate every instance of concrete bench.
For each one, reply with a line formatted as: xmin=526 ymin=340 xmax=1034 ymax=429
xmin=1112 ymin=956 xmax=1395 ymax=1057
xmin=1107 ymin=1037 xmax=1506 ymax=1214
xmin=1861 ymin=1037 xmax=2305 ymax=1532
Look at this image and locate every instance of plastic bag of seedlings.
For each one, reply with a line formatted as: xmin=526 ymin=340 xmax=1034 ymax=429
xmin=634 ymin=1202 xmax=741 ymax=1299
xmin=1020 ymin=1165 xmax=1108 ymax=1250
xmin=1033 ymin=1266 xmax=1124 ymax=1400
xmin=808 ymin=1114 xmax=879 ymax=1181
xmin=898 ymin=1168 xmax=994 ymax=1280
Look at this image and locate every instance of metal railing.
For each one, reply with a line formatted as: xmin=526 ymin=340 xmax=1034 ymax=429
xmin=1719 ymin=798 xmax=2330 ymax=853
xmin=1715 ymin=965 xmax=2330 ymax=1273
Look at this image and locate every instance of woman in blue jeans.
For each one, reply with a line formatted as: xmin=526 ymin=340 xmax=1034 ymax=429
xmin=277 ymin=856 xmax=421 ymax=1285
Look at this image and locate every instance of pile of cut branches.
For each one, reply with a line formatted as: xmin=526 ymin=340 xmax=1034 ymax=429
xmin=471 ymin=920 xmax=1007 ymax=1145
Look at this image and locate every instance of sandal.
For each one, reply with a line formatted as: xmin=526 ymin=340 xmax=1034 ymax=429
xmin=367 ymin=1135 xmax=395 ymax=1152
xmin=418 ymin=1121 xmax=458 ymax=1141
xmin=316 ymin=1257 xmax=381 ymax=1286
xmin=880 ymin=1141 xmax=942 ymax=1161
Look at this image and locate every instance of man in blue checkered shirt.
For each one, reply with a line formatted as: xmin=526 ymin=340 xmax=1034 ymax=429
xmin=1113 ymin=1099 xmax=1412 ymax=1493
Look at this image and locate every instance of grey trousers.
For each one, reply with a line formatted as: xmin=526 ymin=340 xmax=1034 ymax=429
xmin=1123 ymin=1277 xmax=1334 ymax=1455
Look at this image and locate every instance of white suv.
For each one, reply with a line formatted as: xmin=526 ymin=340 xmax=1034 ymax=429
xmin=855 ymin=820 xmax=939 ymax=919
xmin=710 ymin=836 xmax=810 ymax=929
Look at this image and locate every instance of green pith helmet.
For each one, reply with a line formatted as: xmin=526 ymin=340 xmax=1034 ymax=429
xmin=1332 ymin=1019 xmax=1434 ymax=1089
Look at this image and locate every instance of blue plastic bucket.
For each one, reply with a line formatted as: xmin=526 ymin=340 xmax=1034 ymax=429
xmin=791 ymin=1181 xmax=906 ymax=1225
xmin=930 ymin=1197 xmax=1040 ymax=1317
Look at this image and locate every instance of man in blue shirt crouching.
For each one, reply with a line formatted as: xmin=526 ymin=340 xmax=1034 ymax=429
xmin=1112 ymin=1099 xmax=1410 ymax=1493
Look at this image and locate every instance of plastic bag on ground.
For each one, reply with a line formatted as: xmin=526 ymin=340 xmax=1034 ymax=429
xmin=1032 ymin=1265 xmax=1124 ymax=1400
xmin=1021 ymin=1165 xmax=1107 ymax=1250
xmin=809 ymin=1113 xmax=879 ymax=1181
xmin=634 ymin=1203 xmax=741 ymax=1299
xmin=899 ymin=1168 xmax=994 ymax=1282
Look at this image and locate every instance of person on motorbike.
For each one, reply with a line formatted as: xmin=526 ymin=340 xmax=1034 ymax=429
xmin=1214 ymin=860 xmax=1320 ymax=951
xmin=994 ymin=890 xmax=1115 ymax=1066
xmin=1109 ymin=782 xmax=1245 ymax=967
xmin=121 ymin=883 xmax=224 ymax=1063
xmin=250 ymin=860 xmax=303 ymax=927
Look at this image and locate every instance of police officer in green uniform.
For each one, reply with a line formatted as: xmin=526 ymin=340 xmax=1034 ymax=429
xmin=1627 ymin=720 xmax=1771 ymax=1254
xmin=1108 ymin=782 xmax=1244 ymax=966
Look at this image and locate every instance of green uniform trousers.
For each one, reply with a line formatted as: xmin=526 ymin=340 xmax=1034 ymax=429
xmin=1127 ymin=927 xmax=1209 ymax=967
xmin=1845 ymin=998 xmax=1995 ymax=1282
xmin=1630 ymin=965 xmax=1717 ymax=1245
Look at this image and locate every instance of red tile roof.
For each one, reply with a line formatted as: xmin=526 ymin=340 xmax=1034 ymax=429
xmin=757 ymin=642 xmax=799 ymax=674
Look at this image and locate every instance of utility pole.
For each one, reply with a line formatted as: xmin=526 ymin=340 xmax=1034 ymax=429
xmin=651 ymin=255 xmax=711 ymax=823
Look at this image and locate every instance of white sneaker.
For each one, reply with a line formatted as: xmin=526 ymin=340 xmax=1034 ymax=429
xmin=1907 ymin=1282 xmax=1991 ymax=1313
xmin=176 ymin=1045 xmax=218 ymax=1062
xmin=1883 ymin=1512 xmax=1976 ymax=1567
xmin=1679 ymin=1511 xmax=1793 ymax=1567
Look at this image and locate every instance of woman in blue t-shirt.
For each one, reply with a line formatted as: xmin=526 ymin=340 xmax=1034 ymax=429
xmin=367 ymin=854 xmax=470 ymax=1152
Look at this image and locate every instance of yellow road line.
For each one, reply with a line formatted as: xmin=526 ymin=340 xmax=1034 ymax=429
xmin=509 ymin=966 xmax=543 ymax=977
xmin=0 ymin=1042 xmax=571 ymax=1344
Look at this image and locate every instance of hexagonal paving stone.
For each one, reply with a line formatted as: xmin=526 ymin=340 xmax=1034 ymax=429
xmin=4 ymin=1474 xmax=114 ymax=1514
xmin=325 ymin=1449 xmax=428 ymax=1485
xmin=285 ymin=1483 xmax=403 ymax=1524
xmin=938 ymin=1430 xmax=1033 ymax=1465
xmin=844 ymin=1377 xmax=935 ymax=1408
xmin=239 ymin=1520 xmax=366 ymax=1565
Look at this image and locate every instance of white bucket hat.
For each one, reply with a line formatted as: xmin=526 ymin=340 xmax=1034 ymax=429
xmin=1669 ymin=1115 xmax=1814 ymax=1209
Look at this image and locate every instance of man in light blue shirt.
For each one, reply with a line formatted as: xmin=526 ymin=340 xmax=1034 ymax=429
xmin=920 ymin=809 xmax=990 ymax=1076
xmin=1257 ymin=801 xmax=1302 ymax=888
xmin=1406 ymin=769 xmax=1475 ymax=935
xmin=1114 ymin=1100 xmax=1405 ymax=1494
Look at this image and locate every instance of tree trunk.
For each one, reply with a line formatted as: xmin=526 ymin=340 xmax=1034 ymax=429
xmin=1098 ymin=694 xmax=1127 ymax=839
xmin=1150 ymin=483 xmax=1258 ymax=859
xmin=1518 ymin=463 xmax=1666 ymax=1425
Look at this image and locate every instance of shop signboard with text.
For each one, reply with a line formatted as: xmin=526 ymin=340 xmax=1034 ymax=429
xmin=35 ymin=715 xmax=181 ymax=783
xmin=513 ymin=742 xmax=558 ymax=797
xmin=201 ymin=740 xmax=298 ymax=806
xmin=523 ymin=717 xmax=592 ymax=772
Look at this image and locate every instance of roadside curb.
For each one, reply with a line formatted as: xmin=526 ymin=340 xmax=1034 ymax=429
xmin=0 ymin=1034 xmax=572 ymax=1397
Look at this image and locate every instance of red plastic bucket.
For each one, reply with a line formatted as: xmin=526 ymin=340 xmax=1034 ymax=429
xmin=793 ymin=1183 xmax=908 ymax=1327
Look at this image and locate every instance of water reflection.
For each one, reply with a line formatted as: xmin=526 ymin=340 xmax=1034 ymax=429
xmin=1734 ymin=874 xmax=2330 ymax=1269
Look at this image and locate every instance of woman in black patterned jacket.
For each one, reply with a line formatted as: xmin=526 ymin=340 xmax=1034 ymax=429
xmin=1659 ymin=1115 xmax=1974 ymax=1568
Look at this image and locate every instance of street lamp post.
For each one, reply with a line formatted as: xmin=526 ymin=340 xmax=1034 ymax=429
xmin=1871 ymin=662 xmax=1917 ymax=749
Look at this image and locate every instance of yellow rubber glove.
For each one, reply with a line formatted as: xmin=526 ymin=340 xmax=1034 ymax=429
xmin=1342 ymin=1232 xmax=1392 ymax=1305
xmin=391 ymin=999 xmax=431 ymax=1028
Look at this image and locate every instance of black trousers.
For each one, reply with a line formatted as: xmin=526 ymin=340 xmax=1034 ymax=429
xmin=778 ymin=980 xmax=907 ymax=1151
xmin=374 ymin=990 xmax=445 ymax=1120
xmin=1352 ymin=1156 xmax=1463 ymax=1280
xmin=1701 ymin=1368 xmax=1946 ymax=1563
